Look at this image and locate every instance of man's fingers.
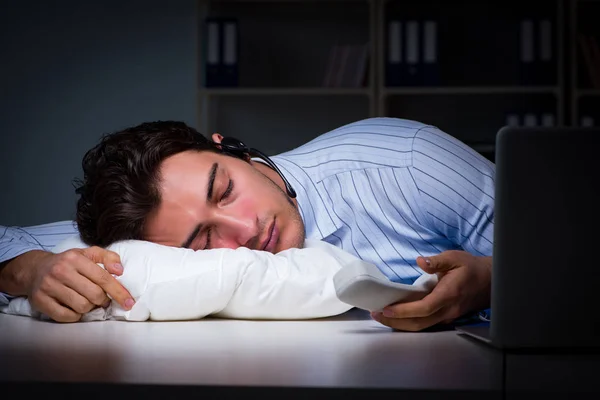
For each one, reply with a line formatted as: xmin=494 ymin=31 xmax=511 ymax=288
xmin=75 ymin=256 xmax=135 ymax=310
xmin=104 ymin=262 xmax=124 ymax=276
xmin=371 ymin=308 xmax=447 ymax=332
xmin=51 ymin=263 xmax=111 ymax=306
xmin=51 ymin=284 xmax=96 ymax=314
xmin=30 ymin=293 xmax=82 ymax=323
xmin=81 ymin=247 xmax=124 ymax=276
xmin=417 ymin=250 xmax=465 ymax=274
xmin=416 ymin=256 xmax=437 ymax=273
xmin=382 ymin=289 xmax=447 ymax=319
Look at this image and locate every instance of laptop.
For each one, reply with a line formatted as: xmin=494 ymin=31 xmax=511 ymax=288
xmin=456 ymin=126 xmax=600 ymax=350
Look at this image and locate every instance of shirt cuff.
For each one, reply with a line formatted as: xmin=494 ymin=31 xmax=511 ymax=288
xmin=0 ymin=292 xmax=14 ymax=307
xmin=0 ymin=243 xmax=44 ymax=265
xmin=477 ymin=308 xmax=491 ymax=322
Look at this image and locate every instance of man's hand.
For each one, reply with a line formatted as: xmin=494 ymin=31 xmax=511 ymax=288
xmin=371 ymin=251 xmax=492 ymax=332
xmin=0 ymin=247 xmax=135 ymax=322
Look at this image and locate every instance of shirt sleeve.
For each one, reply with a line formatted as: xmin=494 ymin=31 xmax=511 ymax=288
xmin=0 ymin=220 xmax=79 ymax=305
xmin=409 ymin=126 xmax=495 ymax=257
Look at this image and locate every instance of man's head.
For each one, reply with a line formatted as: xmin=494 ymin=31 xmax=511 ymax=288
xmin=75 ymin=121 xmax=305 ymax=252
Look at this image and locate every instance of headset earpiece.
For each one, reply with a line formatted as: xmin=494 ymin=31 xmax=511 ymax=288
xmin=216 ymin=136 xmax=297 ymax=198
xmin=219 ymin=137 xmax=249 ymax=160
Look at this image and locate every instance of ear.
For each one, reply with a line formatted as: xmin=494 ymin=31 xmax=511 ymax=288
xmin=212 ymin=133 xmax=224 ymax=143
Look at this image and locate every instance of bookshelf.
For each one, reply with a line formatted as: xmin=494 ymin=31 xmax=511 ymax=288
xmin=570 ymin=0 xmax=600 ymax=126
xmin=378 ymin=0 xmax=565 ymax=161
xmin=197 ymin=0 xmax=377 ymax=155
xmin=197 ymin=0 xmax=580 ymax=160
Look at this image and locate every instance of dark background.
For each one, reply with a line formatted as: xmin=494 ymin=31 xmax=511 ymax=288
xmin=1 ymin=0 xmax=597 ymax=226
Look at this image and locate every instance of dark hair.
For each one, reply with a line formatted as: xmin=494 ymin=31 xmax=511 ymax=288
xmin=74 ymin=120 xmax=218 ymax=247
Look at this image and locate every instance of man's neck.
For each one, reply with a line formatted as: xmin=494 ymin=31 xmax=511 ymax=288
xmin=251 ymin=160 xmax=298 ymax=208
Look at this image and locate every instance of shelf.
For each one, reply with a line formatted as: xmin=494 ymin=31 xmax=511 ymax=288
xmin=382 ymin=86 xmax=560 ymax=96
xmin=207 ymin=0 xmax=367 ymax=2
xmin=201 ymin=88 xmax=372 ymax=96
xmin=469 ymin=143 xmax=496 ymax=153
xmin=576 ymin=89 xmax=600 ymax=97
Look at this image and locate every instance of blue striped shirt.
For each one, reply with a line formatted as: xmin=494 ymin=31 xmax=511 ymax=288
xmin=0 ymin=117 xmax=495 ymax=306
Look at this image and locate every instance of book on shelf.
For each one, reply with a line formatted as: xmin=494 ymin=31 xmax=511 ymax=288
xmin=578 ymin=33 xmax=600 ymax=89
xmin=322 ymin=43 xmax=369 ymax=88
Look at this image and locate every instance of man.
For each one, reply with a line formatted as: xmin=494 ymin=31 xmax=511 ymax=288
xmin=0 ymin=117 xmax=494 ymax=329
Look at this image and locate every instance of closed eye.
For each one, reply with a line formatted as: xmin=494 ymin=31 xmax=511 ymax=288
xmin=204 ymin=227 xmax=213 ymax=250
xmin=221 ymin=180 xmax=234 ymax=201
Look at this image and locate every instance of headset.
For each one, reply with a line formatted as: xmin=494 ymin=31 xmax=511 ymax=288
xmin=217 ymin=137 xmax=297 ymax=198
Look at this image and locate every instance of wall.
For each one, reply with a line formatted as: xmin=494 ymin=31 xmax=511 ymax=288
xmin=0 ymin=0 xmax=198 ymax=226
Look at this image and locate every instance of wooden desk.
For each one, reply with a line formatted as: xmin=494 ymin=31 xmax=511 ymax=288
xmin=0 ymin=309 xmax=503 ymax=399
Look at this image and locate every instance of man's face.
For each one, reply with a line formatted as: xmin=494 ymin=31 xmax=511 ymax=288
xmin=144 ymin=148 xmax=305 ymax=253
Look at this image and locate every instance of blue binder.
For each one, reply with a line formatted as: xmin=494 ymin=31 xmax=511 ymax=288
xmin=203 ymin=18 xmax=239 ymax=87
xmin=385 ymin=19 xmax=422 ymax=86
xmin=536 ymin=17 xmax=556 ymax=85
xmin=421 ymin=20 xmax=440 ymax=86
xmin=398 ymin=20 xmax=421 ymax=86
xmin=220 ymin=18 xmax=239 ymax=87
xmin=204 ymin=18 xmax=221 ymax=87
xmin=385 ymin=19 xmax=403 ymax=86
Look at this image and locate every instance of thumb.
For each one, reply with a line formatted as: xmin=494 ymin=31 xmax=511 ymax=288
xmin=81 ymin=246 xmax=124 ymax=276
xmin=416 ymin=254 xmax=454 ymax=274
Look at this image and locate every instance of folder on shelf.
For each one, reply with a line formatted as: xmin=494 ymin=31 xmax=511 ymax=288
xmin=203 ymin=18 xmax=239 ymax=88
xmin=404 ymin=20 xmax=421 ymax=86
xmin=386 ymin=20 xmax=403 ymax=86
xmin=505 ymin=113 xmax=520 ymax=127
xmin=422 ymin=20 xmax=439 ymax=86
xmin=386 ymin=19 xmax=426 ymax=86
xmin=519 ymin=18 xmax=535 ymax=85
xmin=581 ymin=115 xmax=595 ymax=127
xmin=204 ymin=18 xmax=221 ymax=87
xmin=523 ymin=113 xmax=538 ymax=127
xmin=537 ymin=18 xmax=555 ymax=85
xmin=221 ymin=19 xmax=239 ymax=87
xmin=541 ymin=113 xmax=555 ymax=127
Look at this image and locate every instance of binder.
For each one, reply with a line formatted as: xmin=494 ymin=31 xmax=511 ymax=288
xmin=523 ymin=113 xmax=537 ymax=127
xmin=422 ymin=20 xmax=439 ymax=86
xmin=204 ymin=18 xmax=221 ymax=87
xmin=221 ymin=19 xmax=239 ymax=87
xmin=519 ymin=19 xmax=535 ymax=85
xmin=537 ymin=18 xmax=555 ymax=85
xmin=404 ymin=20 xmax=421 ymax=86
xmin=581 ymin=116 xmax=595 ymax=127
xmin=505 ymin=113 xmax=520 ymax=127
xmin=386 ymin=20 xmax=403 ymax=86
xmin=541 ymin=113 xmax=555 ymax=127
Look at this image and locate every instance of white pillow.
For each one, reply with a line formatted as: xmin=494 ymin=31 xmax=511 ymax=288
xmin=2 ymin=235 xmax=364 ymax=321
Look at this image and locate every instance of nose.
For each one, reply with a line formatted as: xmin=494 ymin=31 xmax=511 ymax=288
xmin=210 ymin=211 xmax=259 ymax=250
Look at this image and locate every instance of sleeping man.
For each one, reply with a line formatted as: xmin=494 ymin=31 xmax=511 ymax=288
xmin=0 ymin=118 xmax=493 ymax=329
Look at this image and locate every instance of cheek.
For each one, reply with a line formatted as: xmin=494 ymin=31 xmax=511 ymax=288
xmin=233 ymin=192 xmax=260 ymax=216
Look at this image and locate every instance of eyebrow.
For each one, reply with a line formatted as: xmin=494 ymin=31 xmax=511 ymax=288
xmin=206 ymin=162 xmax=218 ymax=202
xmin=181 ymin=162 xmax=219 ymax=248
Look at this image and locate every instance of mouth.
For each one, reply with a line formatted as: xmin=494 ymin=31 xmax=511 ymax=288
xmin=261 ymin=218 xmax=278 ymax=252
